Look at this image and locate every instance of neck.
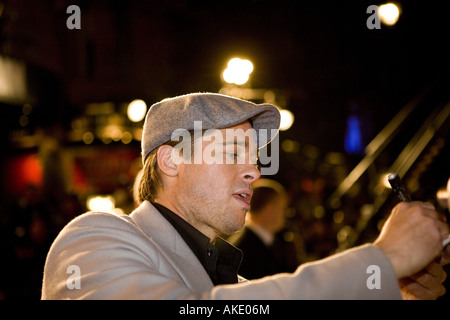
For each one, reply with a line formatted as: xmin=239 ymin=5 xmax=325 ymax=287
xmin=154 ymin=197 xmax=218 ymax=243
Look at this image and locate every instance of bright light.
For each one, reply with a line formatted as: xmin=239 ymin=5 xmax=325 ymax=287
xmin=279 ymin=109 xmax=294 ymax=131
xmin=436 ymin=178 xmax=450 ymax=210
xmin=378 ymin=3 xmax=400 ymax=26
xmin=222 ymin=58 xmax=254 ymax=85
xmin=381 ymin=173 xmax=392 ymax=189
xmin=87 ymin=195 xmax=115 ymax=212
xmin=127 ymin=99 xmax=147 ymax=122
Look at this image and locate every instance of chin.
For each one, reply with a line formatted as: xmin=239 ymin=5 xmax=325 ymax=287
xmin=223 ymin=215 xmax=246 ymax=235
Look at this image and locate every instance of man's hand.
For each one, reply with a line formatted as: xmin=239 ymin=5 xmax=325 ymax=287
xmin=374 ymin=202 xmax=449 ymax=279
xmin=399 ymin=261 xmax=447 ymax=300
xmin=441 ymin=240 xmax=450 ymax=265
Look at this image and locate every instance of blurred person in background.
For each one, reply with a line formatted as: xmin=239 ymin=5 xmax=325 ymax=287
xmin=230 ymin=179 xmax=299 ymax=279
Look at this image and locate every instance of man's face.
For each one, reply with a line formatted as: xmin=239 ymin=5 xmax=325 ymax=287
xmin=173 ymin=121 xmax=261 ymax=240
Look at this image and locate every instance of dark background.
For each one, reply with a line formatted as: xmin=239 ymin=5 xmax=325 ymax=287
xmin=0 ymin=0 xmax=449 ymax=299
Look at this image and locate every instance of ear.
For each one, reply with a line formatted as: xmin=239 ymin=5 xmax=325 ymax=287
xmin=156 ymin=145 xmax=179 ymax=177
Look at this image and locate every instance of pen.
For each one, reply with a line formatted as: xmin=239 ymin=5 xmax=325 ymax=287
xmin=387 ymin=173 xmax=450 ymax=247
xmin=387 ymin=173 xmax=412 ymax=202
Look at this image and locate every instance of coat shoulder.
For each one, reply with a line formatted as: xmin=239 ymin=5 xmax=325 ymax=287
xmin=47 ymin=210 xmax=154 ymax=259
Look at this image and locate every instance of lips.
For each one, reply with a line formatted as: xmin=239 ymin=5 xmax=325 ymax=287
xmin=232 ymin=189 xmax=253 ymax=210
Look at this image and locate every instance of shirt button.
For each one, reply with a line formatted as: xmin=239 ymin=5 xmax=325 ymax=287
xmin=207 ymin=249 xmax=212 ymax=257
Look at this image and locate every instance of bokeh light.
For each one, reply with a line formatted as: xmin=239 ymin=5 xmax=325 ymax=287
xmin=127 ymin=99 xmax=147 ymax=122
xmin=222 ymin=58 xmax=254 ymax=85
xmin=378 ymin=3 xmax=400 ymax=26
xmin=279 ymin=109 xmax=294 ymax=131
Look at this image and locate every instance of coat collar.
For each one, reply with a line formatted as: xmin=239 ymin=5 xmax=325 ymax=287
xmin=129 ymin=200 xmax=214 ymax=292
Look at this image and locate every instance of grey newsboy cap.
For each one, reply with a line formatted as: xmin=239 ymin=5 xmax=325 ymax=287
xmin=141 ymin=92 xmax=281 ymax=163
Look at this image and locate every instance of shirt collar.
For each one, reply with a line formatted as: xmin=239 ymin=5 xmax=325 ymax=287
xmin=152 ymin=202 xmax=243 ymax=285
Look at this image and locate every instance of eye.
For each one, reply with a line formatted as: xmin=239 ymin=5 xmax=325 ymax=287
xmin=225 ymin=146 xmax=239 ymax=158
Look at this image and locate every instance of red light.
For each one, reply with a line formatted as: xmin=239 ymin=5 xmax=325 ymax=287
xmin=4 ymin=153 xmax=43 ymax=196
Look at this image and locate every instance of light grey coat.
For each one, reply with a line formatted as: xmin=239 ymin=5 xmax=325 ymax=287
xmin=41 ymin=201 xmax=401 ymax=299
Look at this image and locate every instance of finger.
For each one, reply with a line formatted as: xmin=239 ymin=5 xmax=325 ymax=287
xmin=416 ymin=203 xmax=439 ymax=220
xmin=398 ymin=201 xmax=439 ymax=220
xmin=420 ymin=215 xmax=449 ymax=246
xmin=407 ymin=262 xmax=446 ymax=289
xmin=400 ymin=279 xmax=446 ymax=300
xmin=409 ymin=201 xmax=436 ymax=211
xmin=424 ymin=262 xmax=447 ymax=283
xmin=424 ymin=213 xmax=450 ymax=242
xmin=437 ymin=220 xmax=450 ymax=242
xmin=440 ymin=244 xmax=450 ymax=265
xmin=419 ymin=201 xmax=436 ymax=210
xmin=400 ymin=275 xmax=446 ymax=300
xmin=409 ymin=272 xmax=437 ymax=289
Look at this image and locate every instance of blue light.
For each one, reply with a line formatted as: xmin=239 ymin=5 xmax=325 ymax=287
xmin=344 ymin=114 xmax=364 ymax=155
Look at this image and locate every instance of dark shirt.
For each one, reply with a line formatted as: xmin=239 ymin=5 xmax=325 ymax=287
xmin=152 ymin=202 xmax=243 ymax=285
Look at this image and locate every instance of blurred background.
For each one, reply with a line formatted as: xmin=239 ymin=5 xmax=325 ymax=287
xmin=0 ymin=0 xmax=449 ymax=299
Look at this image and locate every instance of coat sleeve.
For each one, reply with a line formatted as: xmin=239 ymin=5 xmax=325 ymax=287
xmin=210 ymin=244 xmax=402 ymax=299
xmin=42 ymin=212 xmax=401 ymax=300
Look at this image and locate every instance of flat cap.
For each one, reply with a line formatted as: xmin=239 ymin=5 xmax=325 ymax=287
xmin=141 ymin=92 xmax=280 ymax=163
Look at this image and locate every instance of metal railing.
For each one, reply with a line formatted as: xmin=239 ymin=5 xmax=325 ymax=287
xmin=326 ymin=73 xmax=450 ymax=251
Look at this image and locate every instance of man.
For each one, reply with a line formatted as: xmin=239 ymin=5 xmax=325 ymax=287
xmin=230 ymin=179 xmax=299 ymax=279
xmin=42 ymin=93 xmax=449 ymax=299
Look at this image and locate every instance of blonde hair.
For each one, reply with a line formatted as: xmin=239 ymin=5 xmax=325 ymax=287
xmin=138 ymin=140 xmax=180 ymax=203
xmin=138 ymin=131 xmax=200 ymax=203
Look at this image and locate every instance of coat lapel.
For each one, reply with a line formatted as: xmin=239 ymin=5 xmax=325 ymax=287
xmin=129 ymin=201 xmax=213 ymax=292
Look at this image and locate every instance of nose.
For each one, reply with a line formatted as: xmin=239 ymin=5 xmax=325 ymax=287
xmin=242 ymin=164 xmax=261 ymax=183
